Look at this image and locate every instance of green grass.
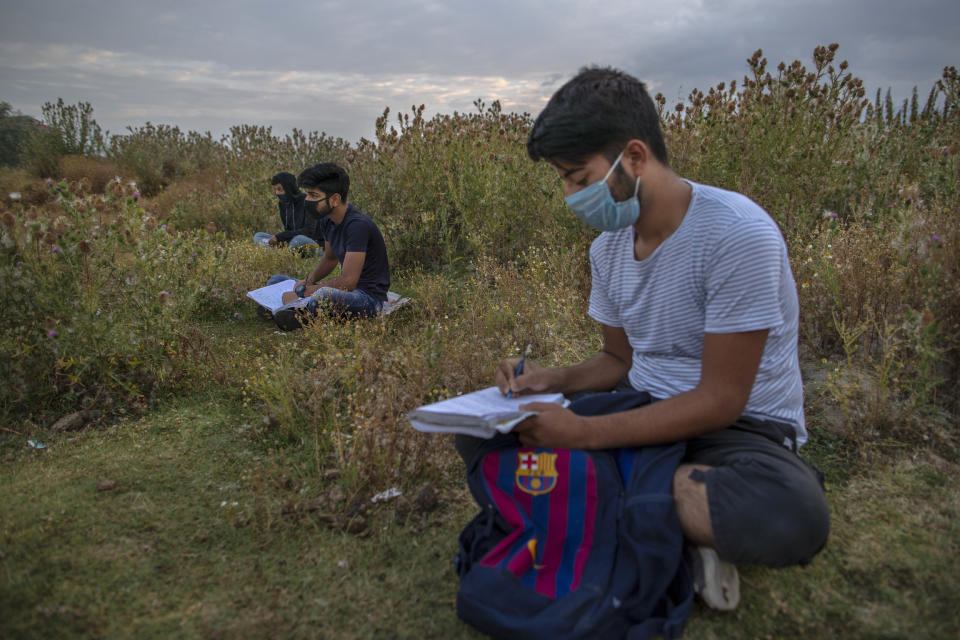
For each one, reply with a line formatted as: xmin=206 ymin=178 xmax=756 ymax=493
xmin=1 ymin=391 xmax=485 ymax=639
xmin=3 ymin=380 xmax=959 ymax=638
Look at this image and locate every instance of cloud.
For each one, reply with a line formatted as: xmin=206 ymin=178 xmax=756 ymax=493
xmin=1 ymin=0 xmax=957 ymax=141
xmin=0 ymin=42 xmax=558 ymax=140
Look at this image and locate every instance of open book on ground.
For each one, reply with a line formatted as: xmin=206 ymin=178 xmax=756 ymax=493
xmin=246 ymin=280 xmax=295 ymax=313
xmin=407 ymin=386 xmax=567 ymax=438
xmin=246 ymin=281 xmax=412 ymax=316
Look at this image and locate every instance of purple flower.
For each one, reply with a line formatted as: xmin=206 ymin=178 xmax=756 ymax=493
xmin=932 ymin=234 xmax=943 ymax=244
xmin=831 ymin=212 xmax=839 ymax=220
xmin=51 ymin=246 xmax=60 ymax=253
xmin=133 ymin=192 xmax=140 ymax=200
xmin=47 ymin=330 xmax=57 ymax=338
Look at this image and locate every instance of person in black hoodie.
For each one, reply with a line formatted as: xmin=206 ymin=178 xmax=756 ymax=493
xmin=253 ymin=172 xmax=322 ymax=256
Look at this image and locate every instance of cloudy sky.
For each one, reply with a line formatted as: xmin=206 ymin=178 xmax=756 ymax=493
xmin=1 ymin=0 xmax=958 ymax=143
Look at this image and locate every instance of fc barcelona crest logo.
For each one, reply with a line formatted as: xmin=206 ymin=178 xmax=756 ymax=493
xmin=515 ymin=451 xmax=558 ymax=495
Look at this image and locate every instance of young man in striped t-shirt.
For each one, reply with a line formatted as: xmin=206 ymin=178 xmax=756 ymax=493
xmin=492 ymin=67 xmax=829 ymax=611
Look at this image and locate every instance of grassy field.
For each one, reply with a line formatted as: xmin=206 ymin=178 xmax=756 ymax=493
xmin=3 ymin=344 xmax=958 ymax=639
xmin=2 ymin=46 xmax=959 ymax=638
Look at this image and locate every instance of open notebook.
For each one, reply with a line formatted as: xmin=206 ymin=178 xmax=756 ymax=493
xmin=407 ymin=386 xmax=567 ymax=438
xmin=247 ymin=280 xmax=411 ymax=315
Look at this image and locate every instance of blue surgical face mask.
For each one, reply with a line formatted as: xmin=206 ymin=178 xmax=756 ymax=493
xmin=564 ymin=151 xmax=640 ymax=231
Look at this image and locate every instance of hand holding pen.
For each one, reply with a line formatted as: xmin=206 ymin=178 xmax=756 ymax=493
xmin=504 ymin=344 xmax=533 ymax=399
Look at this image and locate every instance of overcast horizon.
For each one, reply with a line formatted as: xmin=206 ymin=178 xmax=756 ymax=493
xmin=1 ymin=0 xmax=958 ymax=144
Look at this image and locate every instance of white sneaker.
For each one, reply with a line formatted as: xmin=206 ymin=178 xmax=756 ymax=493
xmin=687 ymin=546 xmax=740 ymax=611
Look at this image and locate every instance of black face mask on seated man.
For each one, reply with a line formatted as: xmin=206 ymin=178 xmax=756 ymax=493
xmin=272 ymin=172 xmax=300 ymax=200
xmin=304 ymin=196 xmax=331 ymax=219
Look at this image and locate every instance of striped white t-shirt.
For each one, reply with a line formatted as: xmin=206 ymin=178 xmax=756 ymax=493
xmin=588 ymin=181 xmax=807 ymax=444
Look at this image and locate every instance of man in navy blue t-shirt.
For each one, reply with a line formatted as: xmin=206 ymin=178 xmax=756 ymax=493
xmin=268 ymin=163 xmax=391 ymax=330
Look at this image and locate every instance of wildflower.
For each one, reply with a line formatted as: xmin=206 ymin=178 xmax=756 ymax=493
xmin=47 ymin=330 xmax=57 ymax=338
xmin=801 ymin=282 xmax=809 ymax=288
xmin=51 ymin=246 xmax=60 ymax=254
xmin=821 ymin=209 xmax=838 ymax=220
xmin=932 ymin=234 xmax=942 ymax=244
xmin=8 ymin=192 xmax=21 ymax=201
xmin=133 ymin=192 xmax=141 ymax=200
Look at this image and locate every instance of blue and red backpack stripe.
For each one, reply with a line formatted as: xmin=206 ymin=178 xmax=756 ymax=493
xmin=479 ymin=448 xmax=598 ymax=599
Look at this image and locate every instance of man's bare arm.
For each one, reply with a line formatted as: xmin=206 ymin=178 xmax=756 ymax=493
xmin=512 ymin=329 xmax=769 ymax=449
xmin=496 ymin=324 xmax=633 ymax=396
xmin=315 ymin=251 xmax=365 ymax=291
xmin=306 ymin=246 xmax=338 ymax=285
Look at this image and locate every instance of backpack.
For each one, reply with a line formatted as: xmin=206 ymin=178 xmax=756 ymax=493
xmin=454 ymin=391 xmax=693 ymax=640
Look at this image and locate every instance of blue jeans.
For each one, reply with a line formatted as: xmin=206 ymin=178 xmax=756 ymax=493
xmin=254 ymin=232 xmax=320 ymax=255
xmin=267 ymin=274 xmax=383 ymax=319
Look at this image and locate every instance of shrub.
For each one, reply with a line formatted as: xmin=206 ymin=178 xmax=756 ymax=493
xmin=350 ymin=101 xmax=588 ymax=270
xmin=22 ymin=99 xmax=106 ymax=178
xmin=0 ymin=102 xmax=43 ymax=168
xmin=58 ymin=155 xmax=125 ymax=193
xmin=107 ymin=123 xmax=225 ymax=196
xmin=0 ymin=180 xmax=238 ymax=423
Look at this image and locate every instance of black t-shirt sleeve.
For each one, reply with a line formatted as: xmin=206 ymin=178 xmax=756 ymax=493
xmin=344 ymin=219 xmax=371 ymax=253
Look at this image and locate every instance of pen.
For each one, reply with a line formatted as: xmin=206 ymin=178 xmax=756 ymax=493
xmin=506 ymin=344 xmax=532 ymax=399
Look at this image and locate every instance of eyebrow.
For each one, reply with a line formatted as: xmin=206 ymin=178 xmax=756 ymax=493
xmin=553 ymin=163 xmax=584 ymax=178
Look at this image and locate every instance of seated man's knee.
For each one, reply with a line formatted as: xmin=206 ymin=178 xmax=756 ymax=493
xmin=700 ymin=457 xmax=830 ymax=567
xmin=750 ymin=491 xmax=829 ymax=567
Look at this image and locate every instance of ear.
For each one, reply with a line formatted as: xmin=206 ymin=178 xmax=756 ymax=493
xmin=622 ymin=139 xmax=651 ymax=178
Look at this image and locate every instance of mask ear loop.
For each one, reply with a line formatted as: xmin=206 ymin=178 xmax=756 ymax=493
xmin=602 ymin=151 xmax=625 ymax=183
xmin=603 ymin=150 xmax=640 ymax=200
